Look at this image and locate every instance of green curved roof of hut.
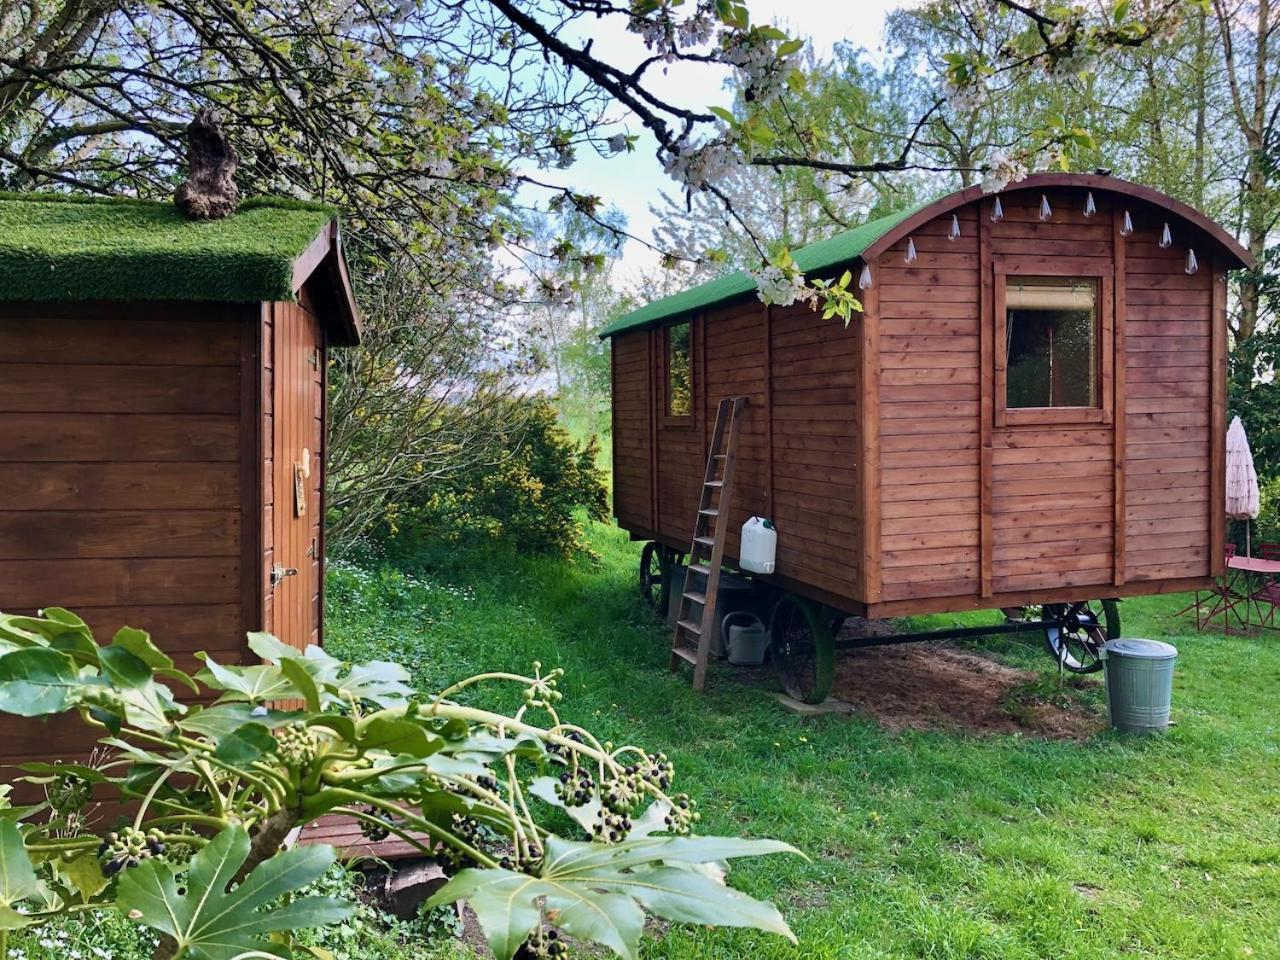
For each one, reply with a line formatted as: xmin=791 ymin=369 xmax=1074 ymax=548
xmin=0 ymin=192 xmax=339 ymax=305
xmin=598 ymin=198 xmax=930 ymax=339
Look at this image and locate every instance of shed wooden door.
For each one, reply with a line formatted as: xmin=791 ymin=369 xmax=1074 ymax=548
xmin=271 ymin=301 xmax=324 ymax=651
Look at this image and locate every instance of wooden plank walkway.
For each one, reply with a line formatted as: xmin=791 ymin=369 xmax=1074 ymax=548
xmin=297 ymin=813 xmax=434 ymax=860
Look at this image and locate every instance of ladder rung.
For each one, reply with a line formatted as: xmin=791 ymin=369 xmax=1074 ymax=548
xmin=699 ymin=508 xmax=719 ymax=517
xmin=671 ymin=646 xmax=698 ymax=665
xmin=689 ymin=563 xmax=712 ymax=576
xmin=704 ymin=480 xmax=723 ymax=488
xmin=676 ymin=618 xmax=702 ymax=636
xmin=712 ymin=454 xmax=726 ymax=459
xmin=683 ymin=590 xmax=707 ymax=605
xmin=693 ymin=535 xmax=715 ymax=547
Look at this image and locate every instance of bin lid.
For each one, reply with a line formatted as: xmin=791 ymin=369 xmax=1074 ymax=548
xmin=1103 ymin=638 xmax=1178 ymax=659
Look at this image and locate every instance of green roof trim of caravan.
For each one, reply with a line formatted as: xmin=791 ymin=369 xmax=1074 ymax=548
xmin=599 ymin=199 xmax=931 ymax=338
xmin=0 ymin=192 xmax=338 ymax=305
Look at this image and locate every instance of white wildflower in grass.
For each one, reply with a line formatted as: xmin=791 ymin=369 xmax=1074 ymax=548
xmin=981 ymin=150 xmax=1028 ymax=194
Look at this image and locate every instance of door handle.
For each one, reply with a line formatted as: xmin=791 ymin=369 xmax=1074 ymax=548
xmin=271 ymin=564 xmax=298 ymax=587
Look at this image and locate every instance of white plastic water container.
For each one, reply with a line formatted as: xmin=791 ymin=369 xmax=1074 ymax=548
xmin=740 ymin=517 xmax=777 ymax=574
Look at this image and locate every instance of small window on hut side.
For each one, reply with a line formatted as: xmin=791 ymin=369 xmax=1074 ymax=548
xmin=666 ymin=321 xmax=693 ymax=418
xmin=1004 ymin=277 xmax=1099 ymax=410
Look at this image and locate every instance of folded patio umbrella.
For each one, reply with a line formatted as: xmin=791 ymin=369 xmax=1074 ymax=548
xmin=1226 ymin=416 xmax=1260 ymax=555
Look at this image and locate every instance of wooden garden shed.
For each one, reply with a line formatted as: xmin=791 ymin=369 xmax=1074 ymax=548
xmin=0 ymin=192 xmax=359 ymax=770
xmin=604 ymin=174 xmax=1253 ymax=629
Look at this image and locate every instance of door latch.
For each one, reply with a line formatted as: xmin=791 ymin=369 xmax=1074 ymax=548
xmin=271 ymin=564 xmax=298 ymax=587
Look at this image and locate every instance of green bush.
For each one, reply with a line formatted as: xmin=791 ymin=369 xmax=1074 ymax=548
xmin=385 ymin=395 xmax=608 ymax=558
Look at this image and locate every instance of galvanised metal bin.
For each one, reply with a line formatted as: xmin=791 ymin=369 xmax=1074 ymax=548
xmin=1102 ymin=638 xmax=1178 ymax=733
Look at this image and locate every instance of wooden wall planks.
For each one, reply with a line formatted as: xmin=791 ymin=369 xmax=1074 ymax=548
xmin=611 ymin=331 xmax=655 ymax=534
xmin=1123 ymin=219 xmax=1216 ymax=583
xmin=0 ymin=302 xmax=261 ymax=768
xmin=875 ymin=209 xmax=981 ymax=602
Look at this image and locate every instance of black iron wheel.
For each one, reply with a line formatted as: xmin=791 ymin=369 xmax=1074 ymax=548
xmin=1042 ymin=599 xmax=1120 ymax=674
xmin=639 ymin=541 xmax=667 ymax=611
xmin=770 ymin=596 xmax=835 ymax=704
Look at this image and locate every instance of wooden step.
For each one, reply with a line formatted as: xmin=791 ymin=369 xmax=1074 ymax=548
xmin=704 ymin=480 xmax=723 ymax=489
xmin=693 ymin=535 xmax=715 ymax=547
xmin=676 ymin=618 xmax=702 ymax=636
xmin=699 ymin=507 xmax=719 ymax=517
xmin=683 ymin=590 xmax=707 ymax=605
xmin=689 ymin=563 xmax=712 ymax=576
xmin=671 ymin=646 xmax=698 ymax=665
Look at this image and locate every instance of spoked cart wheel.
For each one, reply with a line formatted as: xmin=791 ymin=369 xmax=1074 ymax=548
xmin=638 ymin=541 xmax=669 ymax=612
xmin=769 ymin=595 xmax=835 ymax=704
xmin=1042 ymin=599 xmax=1120 ymax=674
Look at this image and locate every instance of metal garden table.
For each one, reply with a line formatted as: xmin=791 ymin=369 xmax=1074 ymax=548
xmin=1196 ymin=555 xmax=1280 ymax=633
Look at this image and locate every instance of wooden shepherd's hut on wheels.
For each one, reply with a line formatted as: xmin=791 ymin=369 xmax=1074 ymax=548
xmin=602 ymin=173 xmax=1253 ymax=702
xmin=0 ymin=192 xmax=360 ymax=774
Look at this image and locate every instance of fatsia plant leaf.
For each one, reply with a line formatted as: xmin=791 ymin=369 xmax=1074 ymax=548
xmin=427 ymin=833 xmax=800 ymax=960
xmin=527 ymin=776 xmax=601 ymax=834
xmin=113 ymin=628 xmax=198 ymax=693
xmin=196 ymin=654 xmax=298 ymax=705
xmin=0 ymin=648 xmax=81 ymax=716
xmin=54 ymin=851 xmax=108 ymax=903
xmin=116 ymin=826 xmax=351 ymax=960
xmin=324 ymin=659 xmax=413 ymax=707
xmin=428 ymin=869 xmax=641 ymax=960
xmin=214 ymin=722 xmax=278 ymax=766
xmin=245 ymin=633 xmax=412 ymax=708
xmin=0 ymin=609 xmax=92 ymax=652
xmin=352 ymin=715 xmax=443 ymax=757
xmin=179 ymin=703 xmax=303 ymax=738
xmin=0 ymin=820 xmax=39 ymax=928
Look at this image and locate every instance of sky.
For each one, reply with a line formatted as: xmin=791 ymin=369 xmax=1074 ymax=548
xmin=530 ymin=0 xmax=923 ymax=283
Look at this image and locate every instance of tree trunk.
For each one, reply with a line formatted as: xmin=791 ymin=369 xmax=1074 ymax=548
xmin=1236 ymin=0 xmax=1270 ymax=347
xmin=1192 ymin=9 xmax=1208 ymax=208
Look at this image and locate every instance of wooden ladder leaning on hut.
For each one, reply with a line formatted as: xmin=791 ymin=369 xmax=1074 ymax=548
xmin=670 ymin=396 xmax=747 ymax=690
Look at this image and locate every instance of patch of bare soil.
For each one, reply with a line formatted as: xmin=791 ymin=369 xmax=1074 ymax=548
xmin=827 ymin=639 xmax=1105 ymax=740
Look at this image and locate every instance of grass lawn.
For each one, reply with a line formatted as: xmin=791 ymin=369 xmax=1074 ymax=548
xmin=328 ymin=524 xmax=1280 ymax=960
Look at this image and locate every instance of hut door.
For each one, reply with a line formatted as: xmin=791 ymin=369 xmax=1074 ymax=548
xmin=989 ymin=262 xmax=1115 ymax=593
xmin=271 ymin=302 xmax=325 ymax=651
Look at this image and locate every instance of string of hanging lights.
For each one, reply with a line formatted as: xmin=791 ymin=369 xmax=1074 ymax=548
xmin=892 ymin=191 xmax=1200 ymax=287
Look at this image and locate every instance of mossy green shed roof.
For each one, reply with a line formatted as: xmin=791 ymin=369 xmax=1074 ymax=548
xmin=0 ymin=192 xmax=340 ymax=305
xmin=599 ymin=199 xmax=928 ymax=338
